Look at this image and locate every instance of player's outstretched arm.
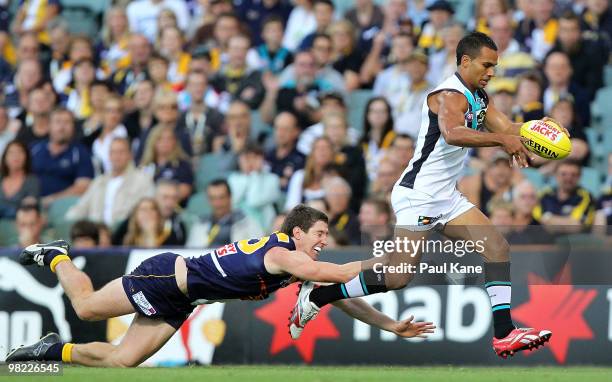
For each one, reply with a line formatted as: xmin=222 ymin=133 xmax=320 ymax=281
xmin=332 ymin=298 xmax=435 ymax=338
xmin=264 ymin=248 xmax=361 ymax=284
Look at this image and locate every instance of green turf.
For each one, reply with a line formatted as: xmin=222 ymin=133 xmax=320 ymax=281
xmin=12 ymin=365 xmax=612 ymax=382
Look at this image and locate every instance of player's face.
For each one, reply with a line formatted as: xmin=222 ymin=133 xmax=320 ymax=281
xmin=299 ymin=220 xmax=329 ymax=259
xmin=465 ymin=47 xmax=498 ymax=89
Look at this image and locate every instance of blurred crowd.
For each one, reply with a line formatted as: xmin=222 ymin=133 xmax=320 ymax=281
xmin=0 ymin=0 xmax=611 ymax=250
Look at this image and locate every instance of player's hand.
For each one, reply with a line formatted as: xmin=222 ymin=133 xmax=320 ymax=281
xmin=542 ymin=116 xmax=571 ymax=138
xmin=501 ymin=135 xmax=533 ymax=168
xmin=390 ymin=315 xmax=436 ymax=338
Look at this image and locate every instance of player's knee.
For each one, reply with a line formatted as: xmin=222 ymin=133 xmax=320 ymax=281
xmin=107 ymin=350 xmax=140 ymax=368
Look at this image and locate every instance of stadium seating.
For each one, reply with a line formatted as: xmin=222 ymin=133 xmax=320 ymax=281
xmin=47 ymin=196 xmax=80 ymax=239
xmin=59 ymin=0 xmax=110 ymax=39
xmin=195 ymin=152 xmax=232 ymax=191
xmin=347 ymin=89 xmax=373 ymax=136
xmin=521 ymin=168 xmax=547 ymax=190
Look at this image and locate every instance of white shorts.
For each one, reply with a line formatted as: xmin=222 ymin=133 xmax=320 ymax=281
xmin=390 ymin=185 xmax=475 ymax=231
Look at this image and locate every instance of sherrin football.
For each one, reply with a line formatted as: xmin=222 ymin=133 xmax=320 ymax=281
xmin=519 ymin=120 xmax=572 ymax=160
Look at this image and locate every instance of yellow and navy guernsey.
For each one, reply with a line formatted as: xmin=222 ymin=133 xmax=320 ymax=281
xmin=533 ymin=186 xmax=596 ymax=226
xmin=185 ymin=232 xmax=297 ymax=304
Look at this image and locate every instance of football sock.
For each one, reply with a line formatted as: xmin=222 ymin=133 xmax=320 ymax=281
xmin=484 ymin=261 xmax=515 ymax=339
xmin=309 ymin=269 xmax=388 ymax=308
xmin=45 ymin=343 xmax=73 ymax=362
xmin=43 ymin=249 xmax=71 ymax=273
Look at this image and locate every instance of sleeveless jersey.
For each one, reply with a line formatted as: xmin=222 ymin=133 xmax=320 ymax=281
xmin=185 ymin=232 xmax=298 ymax=304
xmin=396 ymin=72 xmax=489 ymax=198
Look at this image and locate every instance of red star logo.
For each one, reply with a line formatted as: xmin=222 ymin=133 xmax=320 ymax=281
xmin=513 ymin=270 xmax=597 ymax=364
xmin=254 ymin=284 xmax=340 ymax=363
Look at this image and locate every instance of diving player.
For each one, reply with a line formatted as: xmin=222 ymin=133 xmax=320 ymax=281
xmin=5 ymin=205 xmax=434 ymax=367
xmin=290 ymin=32 xmax=566 ymax=358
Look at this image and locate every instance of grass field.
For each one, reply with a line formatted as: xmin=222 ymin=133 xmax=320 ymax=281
xmin=11 ymin=365 xmax=612 ymax=382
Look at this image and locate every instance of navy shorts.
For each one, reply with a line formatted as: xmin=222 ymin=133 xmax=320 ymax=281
xmin=122 ymin=252 xmax=194 ymax=329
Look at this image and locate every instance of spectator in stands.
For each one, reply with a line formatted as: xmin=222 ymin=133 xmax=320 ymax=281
xmin=369 ymin=156 xmax=402 ymax=201
xmin=534 ymin=159 xmax=596 ymax=232
xmin=92 ymin=95 xmax=129 ymax=174
xmin=228 ymin=143 xmax=281 ymax=231
xmin=551 ymin=11 xmax=609 ymax=100
xmin=147 ymin=53 xmax=171 ymax=90
xmin=512 ymin=71 xmax=545 ymax=123
xmin=418 ymin=0 xmax=455 ymax=55
xmin=176 ymin=71 xmax=224 ymax=155
xmin=215 ymin=100 xmax=255 ymax=171
xmin=4 ymin=58 xmax=43 ymax=118
xmin=157 ymin=8 xmax=179 ymax=38
xmin=344 ymin=0 xmax=384 ymax=53
xmin=14 ymin=30 xmax=40 ymax=64
xmin=361 ymin=97 xmax=395 ymax=181
xmin=323 ymin=175 xmax=360 ymax=246
xmin=99 ymin=6 xmax=131 ymax=74
xmin=470 ymin=0 xmax=510 ymax=34
xmin=31 ymin=108 xmax=93 ymax=208
xmin=0 ymin=106 xmax=14 ymax=156
xmin=126 ymin=0 xmax=190 ymax=43
xmin=542 ymin=51 xmax=591 ymax=126
xmin=254 ymin=16 xmax=293 ymax=75
xmin=329 ymin=20 xmax=363 ymax=92
xmin=545 ymin=98 xmax=589 ymax=168
xmin=373 ymin=32 xmax=413 ymax=104
xmin=580 ymin=0 xmax=612 ymax=41
xmin=265 ymin=111 xmax=305 ymax=192
xmin=299 ymin=0 xmax=335 ymax=50
xmin=47 ymin=19 xmax=70 ymax=84
xmin=515 ymin=0 xmax=558 ymax=62
xmin=0 ymin=140 xmax=39 ymax=218
xmin=66 ymin=137 xmax=154 ymax=227
xmin=285 ymin=136 xmax=334 ymax=210
xmin=358 ymin=197 xmax=393 ymax=246
xmin=206 ymin=13 xmax=260 ymax=73
xmin=487 ymin=81 xmax=516 ymax=119
xmin=389 ymin=133 xmax=415 ymax=170
xmin=158 ymin=26 xmax=191 ymax=88
xmin=190 ymin=1 xmax=235 ymax=51
xmin=122 ymin=197 xmax=182 ymax=247
xmin=140 ymin=125 xmax=194 ymax=204
xmin=427 ymin=22 xmax=463 ymax=86
xmin=53 ymin=36 xmax=97 ymax=94
xmin=512 ymin=179 xmax=540 ymax=226
xmin=594 ymin=153 xmax=612 ymax=235
xmin=459 ymin=152 xmax=514 ymax=216
xmin=488 ymin=14 xmax=536 ymax=89
xmin=296 ymin=92 xmax=360 ymax=155
xmin=235 ymin=0 xmax=292 ymax=46
xmin=14 ymin=84 xmax=53 ymax=146
xmin=323 ymin=111 xmax=368 ymax=210
xmin=15 ymin=202 xmax=45 ymax=247
xmin=270 ymin=212 xmax=288 ymax=233
xmin=282 ymin=0 xmax=316 ymax=52
xmin=186 ymin=178 xmax=264 ymax=247
xmin=63 ymin=59 xmax=96 ymax=121
xmin=12 ymin=0 xmax=59 ymax=44
xmin=110 ymin=34 xmax=152 ymax=96
xmin=210 ymin=34 xmax=265 ymax=110
xmin=135 ymin=90 xmax=188 ymax=162
xmin=488 ymin=199 xmax=515 ymax=237
xmin=154 ymin=180 xmax=187 ymax=245
xmin=70 ymin=220 xmax=100 ymax=249
xmin=123 ymin=79 xmax=157 ymax=147
xmin=307 ymin=33 xmax=346 ymax=92
xmin=80 ymin=81 xmax=112 ymax=147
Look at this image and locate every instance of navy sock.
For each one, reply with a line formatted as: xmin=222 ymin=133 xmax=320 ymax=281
xmin=42 ymin=249 xmax=65 ymax=267
xmin=44 ymin=343 xmax=64 ymax=361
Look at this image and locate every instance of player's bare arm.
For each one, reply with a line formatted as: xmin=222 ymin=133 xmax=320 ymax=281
xmin=264 ymin=247 xmax=361 ymax=284
xmin=434 ymin=91 xmax=532 ymax=167
xmin=332 ymin=299 xmax=436 ymax=339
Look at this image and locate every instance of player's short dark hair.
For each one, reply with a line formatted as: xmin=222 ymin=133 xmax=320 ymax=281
xmin=207 ymin=178 xmax=231 ymax=196
xmin=281 ymin=204 xmax=329 ymax=236
xmin=456 ymin=31 xmax=498 ymax=65
xmin=70 ymin=220 xmax=100 ymax=244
